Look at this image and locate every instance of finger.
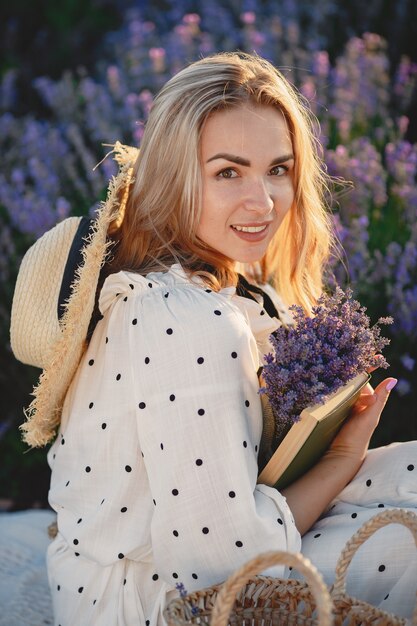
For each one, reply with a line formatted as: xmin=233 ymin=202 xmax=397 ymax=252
xmin=366 ymin=354 xmax=383 ymax=374
xmin=352 ymin=384 xmax=376 ymax=411
xmin=372 ymin=378 xmax=397 ymax=409
xmin=374 ymin=378 xmax=398 ymax=404
xmin=351 ymin=378 xmax=396 ymax=418
xmin=356 ymin=393 xmax=377 ymax=407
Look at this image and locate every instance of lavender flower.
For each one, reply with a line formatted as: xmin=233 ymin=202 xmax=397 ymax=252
xmin=174 ymin=582 xmax=199 ymax=616
xmin=1 ymin=5 xmax=416 ymax=439
xmin=260 ymin=287 xmax=392 ymax=434
xmin=175 ymin=582 xmax=187 ymax=598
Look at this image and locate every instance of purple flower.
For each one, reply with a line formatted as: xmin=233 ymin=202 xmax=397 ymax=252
xmin=400 ymin=354 xmax=415 ymax=372
xmin=260 ymin=287 xmax=392 ymax=436
xmin=174 ymin=582 xmax=199 ymax=615
xmin=175 ymin=582 xmax=187 ymax=598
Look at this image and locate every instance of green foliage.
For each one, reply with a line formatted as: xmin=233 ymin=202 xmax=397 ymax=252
xmin=0 ymin=0 xmax=123 ymax=80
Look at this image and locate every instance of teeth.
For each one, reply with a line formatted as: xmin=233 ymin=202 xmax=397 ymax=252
xmin=232 ymin=225 xmax=267 ymax=233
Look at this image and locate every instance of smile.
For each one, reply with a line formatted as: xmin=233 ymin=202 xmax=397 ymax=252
xmin=230 ymin=223 xmax=271 ymax=243
xmin=231 ymin=224 xmax=268 ymax=233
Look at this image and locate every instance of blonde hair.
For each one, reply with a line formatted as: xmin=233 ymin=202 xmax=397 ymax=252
xmin=111 ymin=52 xmax=334 ymax=312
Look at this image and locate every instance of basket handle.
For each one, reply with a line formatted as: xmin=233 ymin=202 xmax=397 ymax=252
xmin=332 ymin=509 xmax=417 ymax=622
xmin=210 ymin=550 xmax=333 ymax=626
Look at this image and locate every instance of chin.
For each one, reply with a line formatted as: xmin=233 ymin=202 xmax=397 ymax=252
xmin=234 ymin=248 xmax=268 ymax=264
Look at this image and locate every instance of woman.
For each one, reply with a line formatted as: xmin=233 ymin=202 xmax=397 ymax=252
xmin=11 ymin=52 xmax=416 ymax=625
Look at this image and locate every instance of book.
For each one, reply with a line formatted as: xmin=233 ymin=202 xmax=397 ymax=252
xmin=257 ymin=372 xmax=371 ymax=491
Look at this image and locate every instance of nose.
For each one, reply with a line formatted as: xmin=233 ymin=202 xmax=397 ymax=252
xmin=243 ymin=178 xmax=274 ymax=216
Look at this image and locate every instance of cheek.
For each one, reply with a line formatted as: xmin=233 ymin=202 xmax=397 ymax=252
xmin=201 ymin=185 xmax=236 ymax=222
xmin=275 ymin=182 xmax=295 ymax=216
xmin=208 ymin=183 xmax=236 ymax=205
xmin=198 ymin=192 xmax=224 ymax=239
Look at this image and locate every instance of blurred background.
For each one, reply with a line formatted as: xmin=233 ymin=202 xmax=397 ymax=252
xmin=0 ymin=0 xmax=416 ymax=510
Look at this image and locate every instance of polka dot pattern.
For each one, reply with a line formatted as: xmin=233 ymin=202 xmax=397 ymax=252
xmin=46 ymin=267 xmax=316 ymax=621
xmin=48 ymin=271 xmax=417 ymax=623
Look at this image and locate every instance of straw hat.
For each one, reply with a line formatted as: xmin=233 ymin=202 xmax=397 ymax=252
xmin=10 ymin=142 xmax=139 ymax=447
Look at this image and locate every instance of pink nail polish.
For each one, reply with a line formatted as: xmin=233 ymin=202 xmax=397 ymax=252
xmin=386 ymin=379 xmax=398 ymax=391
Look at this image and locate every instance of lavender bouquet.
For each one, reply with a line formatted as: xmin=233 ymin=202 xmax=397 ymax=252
xmin=259 ymin=287 xmax=393 ymax=446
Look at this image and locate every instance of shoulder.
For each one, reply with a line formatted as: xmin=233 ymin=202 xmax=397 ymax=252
xmin=98 ymin=266 xmax=280 ymax=360
xmin=99 ymin=265 xmax=246 ymax=332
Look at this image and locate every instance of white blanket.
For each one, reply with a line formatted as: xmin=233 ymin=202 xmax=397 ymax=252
xmin=0 ymin=509 xmax=55 ymax=626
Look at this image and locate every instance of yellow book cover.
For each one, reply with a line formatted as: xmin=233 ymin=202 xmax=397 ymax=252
xmin=257 ymin=372 xmax=371 ymax=490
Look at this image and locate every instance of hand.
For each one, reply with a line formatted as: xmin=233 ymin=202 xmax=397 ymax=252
xmin=328 ymin=377 xmax=397 ymax=462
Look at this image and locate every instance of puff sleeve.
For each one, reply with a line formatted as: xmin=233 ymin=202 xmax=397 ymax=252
xmin=124 ymin=277 xmax=300 ymax=591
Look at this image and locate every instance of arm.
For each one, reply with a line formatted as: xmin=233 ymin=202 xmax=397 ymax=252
xmin=282 ymin=379 xmax=396 ymax=535
xmin=132 ymin=285 xmax=300 ymax=590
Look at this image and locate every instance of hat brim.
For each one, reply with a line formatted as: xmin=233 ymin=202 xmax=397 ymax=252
xmin=13 ymin=143 xmax=139 ymax=447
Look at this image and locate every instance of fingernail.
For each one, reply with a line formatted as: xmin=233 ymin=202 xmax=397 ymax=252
xmin=386 ymin=379 xmax=398 ymax=392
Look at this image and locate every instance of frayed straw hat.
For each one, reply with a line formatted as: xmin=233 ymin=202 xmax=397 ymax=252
xmin=10 ymin=142 xmax=139 ymax=447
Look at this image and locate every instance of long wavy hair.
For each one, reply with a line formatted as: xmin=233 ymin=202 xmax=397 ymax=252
xmin=110 ymin=52 xmax=334 ymax=312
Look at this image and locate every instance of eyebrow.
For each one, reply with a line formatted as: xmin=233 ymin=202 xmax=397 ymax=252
xmin=206 ymin=153 xmax=294 ymax=166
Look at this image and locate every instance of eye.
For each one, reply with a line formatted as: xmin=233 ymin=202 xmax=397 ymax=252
xmin=269 ymin=164 xmax=288 ymax=177
xmin=216 ymin=168 xmax=238 ymax=179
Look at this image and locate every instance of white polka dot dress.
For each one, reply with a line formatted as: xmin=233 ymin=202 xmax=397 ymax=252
xmin=46 ymin=264 xmax=300 ymax=626
xmin=297 ymin=441 xmax=417 ymax=619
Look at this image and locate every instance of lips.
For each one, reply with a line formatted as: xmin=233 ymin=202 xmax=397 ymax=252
xmin=230 ymin=222 xmax=271 ymax=241
xmin=231 ymin=224 xmax=267 ymax=233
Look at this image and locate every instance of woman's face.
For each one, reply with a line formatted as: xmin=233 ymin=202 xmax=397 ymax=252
xmin=198 ymin=103 xmax=295 ymax=265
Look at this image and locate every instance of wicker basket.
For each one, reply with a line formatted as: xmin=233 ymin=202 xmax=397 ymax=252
xmin=331 ymin=508 xmax=417 ymax=626
xmin=165 ymin=509 xmax=417 ymax=626
xmin=165 ymin=550 xmax=334 ymax=626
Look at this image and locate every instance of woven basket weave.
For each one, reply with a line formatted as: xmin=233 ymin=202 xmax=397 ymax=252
xmin=165 ymin=550 xmax=334 ymax=626
xmin=165 ymin=509 xmax=417 ymax=626
xmin=331 ymin=508 xmax=417 ymax=626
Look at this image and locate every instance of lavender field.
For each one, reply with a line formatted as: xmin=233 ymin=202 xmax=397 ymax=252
xmin=1 ymin=0 xmax=416 ymax=506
